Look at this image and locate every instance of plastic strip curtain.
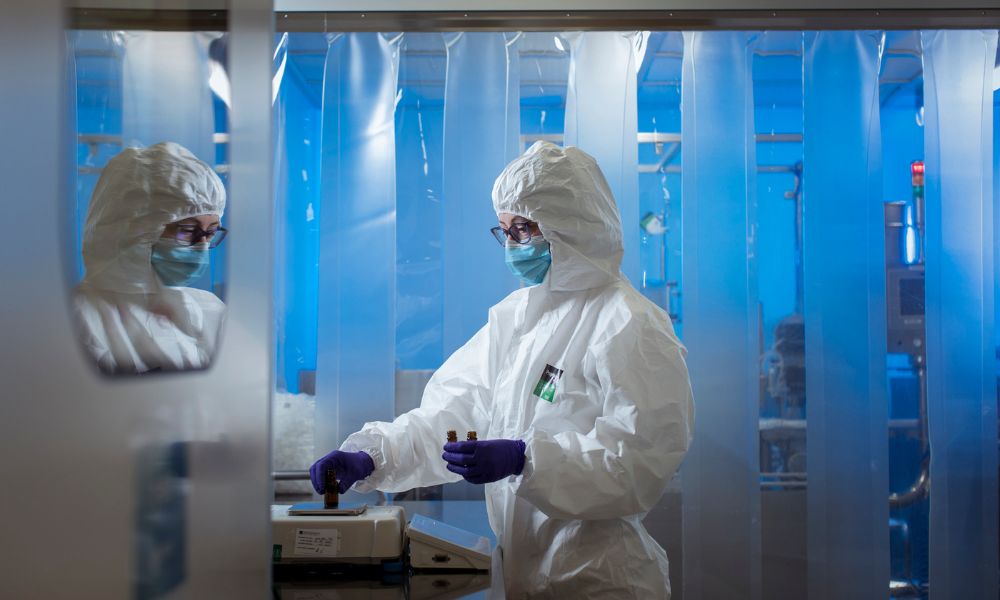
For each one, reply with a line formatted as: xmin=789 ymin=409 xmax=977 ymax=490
xmin=314 ymin=33 xmax=401 ymax=451
xmin=802 ymin=31 xmax=889 ymax=600
xmin=564 ymin=32 xmax=643 ymax=286
xmin=921 ymin=29 xmax=999 ymax=600
xmin=122 ymin=33 xmax=215 ymax=162
xmin=679 ymin=31 xmax=761 ymax=600
xmin=121 ymin=32 xmax=220 ymax=293
xmin=71 ymin=32 xmax=123 ymax=282
xmin=272 ymin=34 xmax=290 ymax=392
xmin=395 ymin=33 xmax=446 ymax=372
xmin=441 ymin=32 xmax=521 ymax=355
xmin=275 ymin=36 xmax=322 ymax=396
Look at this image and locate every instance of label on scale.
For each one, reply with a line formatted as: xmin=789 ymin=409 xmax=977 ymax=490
xmin=293 ymin=528 xmax=341 ymax=557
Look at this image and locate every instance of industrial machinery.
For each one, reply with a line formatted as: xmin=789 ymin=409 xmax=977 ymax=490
xmin=884 ymin=160 xmax=929 ymax=598
xmin=757 ymin=160 xmax=932 ymax=598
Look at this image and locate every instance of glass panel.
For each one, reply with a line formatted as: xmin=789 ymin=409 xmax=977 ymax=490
xmin=3 ymin=1 xmax=93 ymax=593
xmin=30 ymin=3 xmax=272 ymax=598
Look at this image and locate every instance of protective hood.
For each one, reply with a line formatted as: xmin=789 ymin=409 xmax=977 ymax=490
xmin=492 ymin=141 xmax=624 ymax=292
xmin=81 ymin=142 xmax=226 ymax=293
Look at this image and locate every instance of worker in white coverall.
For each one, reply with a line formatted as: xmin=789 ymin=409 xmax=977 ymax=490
xmin=310 ymin=141 xmax=694 ymax=598
xmin=74 ymin=142 xmax=228 ymax=374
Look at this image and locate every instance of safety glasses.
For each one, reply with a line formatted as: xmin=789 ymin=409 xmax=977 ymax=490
xmin=489 ymin=221 xmax=537 ymax=246
xmin=169 ymin=224 xmax=229 ymax=249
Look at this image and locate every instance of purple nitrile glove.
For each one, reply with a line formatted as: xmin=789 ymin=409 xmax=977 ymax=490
xmin=441 ymin=439 xmax=527 ymax=485
xmin=309 ymin=450 xmax=375 ymax=494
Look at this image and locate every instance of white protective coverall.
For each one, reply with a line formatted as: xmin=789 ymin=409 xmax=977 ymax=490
xmin=73 ymin=142 xmax=226 ymax=374
xmin=342 ymin=141 xmax=694 ymax=598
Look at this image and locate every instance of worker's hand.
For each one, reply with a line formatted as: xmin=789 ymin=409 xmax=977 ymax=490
xmin=309 ymin=450 xmax=375 ymax=494
xmin=442 ymin=439 xmax=526 ymax=485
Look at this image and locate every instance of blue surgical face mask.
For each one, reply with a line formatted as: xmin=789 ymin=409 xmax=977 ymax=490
xmin=505 ymin=237 xmax=551 ymax=286
xmin=151 ymin=238 xmax=210 ymax=287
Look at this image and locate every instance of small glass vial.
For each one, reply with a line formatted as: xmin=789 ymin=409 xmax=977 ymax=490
xmin=447 ymin=430 xmax=458 ymax=443
xmin=324 ymin=468 xmax=339 ymax=508
xmin=466 ymin=431 xmax=478 ymax=441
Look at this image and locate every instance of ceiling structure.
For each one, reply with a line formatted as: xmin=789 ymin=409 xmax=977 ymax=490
xmin=72 ymin=27 xmax=958 ymax=128
xmin=277 ymin=29 xmax=928 ymax=110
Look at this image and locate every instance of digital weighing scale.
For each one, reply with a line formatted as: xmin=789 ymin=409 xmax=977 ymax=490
xmin=271 ymin=504 xmax=492 ymax=570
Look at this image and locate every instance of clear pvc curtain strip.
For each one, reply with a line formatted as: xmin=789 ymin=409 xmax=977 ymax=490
xmin=272 ymin=33 xmax=290 ymax=392
xmin=121 ymin=32 xmax=215 ymax=163
xmin=274 ymin=35 xmax=322 ymax=395
xmin=441 ymin=32 xmax=521 ymax=356
xmin=679 ymin=31 xmax=762 ymax=600
xmin=802 ymin=31 xmax=890 ymax=600
xmin=314 ymin=33 xmax=401 ymax=452
xmin=921 ymin=29 xmax=999 ymax=600
xmin=122 ymin=32 xmax=220 ymax=294
xmin=72 ymin=32 xmax=123 ymax=283
xmin=395 ymin=33 xmax=446 ymax=373
xmin=564 ymin=31 xmax=643 ymax=287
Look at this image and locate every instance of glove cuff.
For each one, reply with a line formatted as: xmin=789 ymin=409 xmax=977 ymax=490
xmin=357 ymin=450 xmax=378 ymax=477
xmin=513 ymin=439 xmax=527 ymax=476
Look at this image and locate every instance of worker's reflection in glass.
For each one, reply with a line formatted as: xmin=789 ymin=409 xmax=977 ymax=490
xmin=74 ymin=142 xmax=228 ymax=375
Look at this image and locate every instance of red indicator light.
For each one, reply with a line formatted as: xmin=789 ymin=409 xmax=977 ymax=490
xmin=911 ymin=161 xmax=924 ymax=175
